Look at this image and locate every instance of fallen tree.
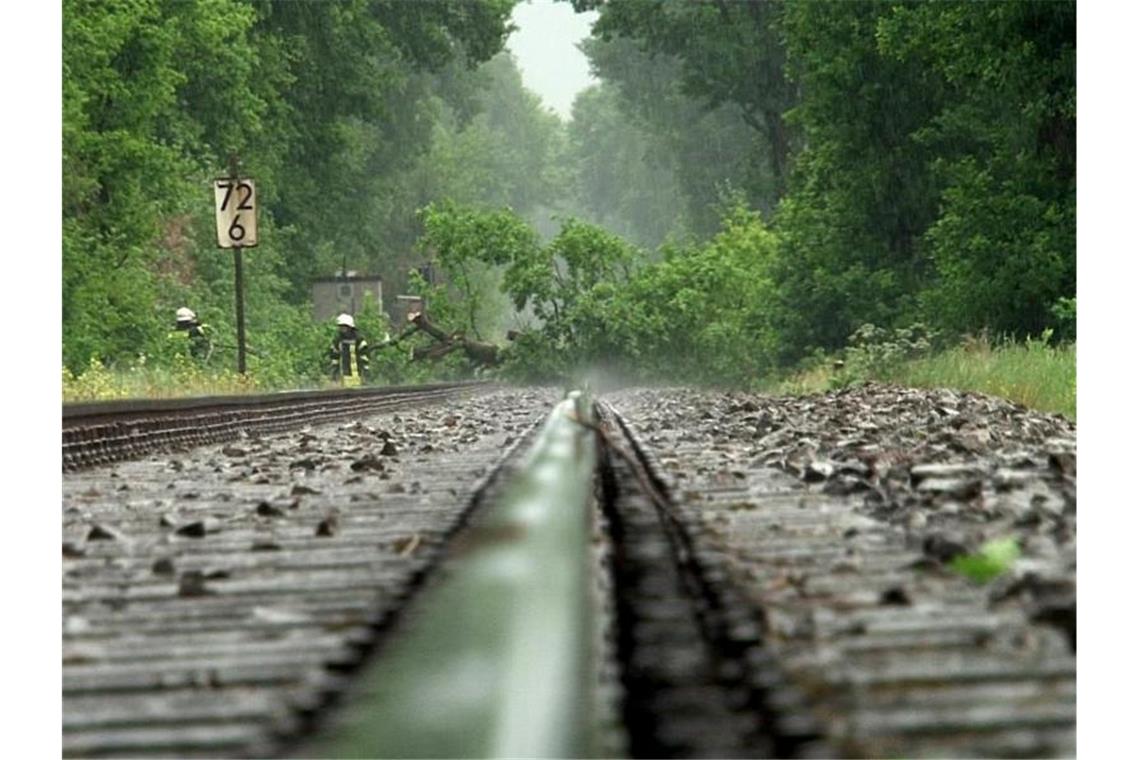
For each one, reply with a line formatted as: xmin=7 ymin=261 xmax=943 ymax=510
xmin=402 ymin=312 xmax=505 ymax=368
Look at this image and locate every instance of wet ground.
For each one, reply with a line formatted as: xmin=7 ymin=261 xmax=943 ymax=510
xmin=62 ymin=388 xmax=559 ymax=757
xmin=606 ymin=383 xmax=1076 ymax=757
xmin=63 ymin=382 xmax=1077 ymax=758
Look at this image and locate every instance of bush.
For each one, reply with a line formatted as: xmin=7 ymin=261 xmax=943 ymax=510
xmin=1050 ymin=297 xmax=1076 ymax=342
xmin=831 ymin=322 xmax=940 ymax=387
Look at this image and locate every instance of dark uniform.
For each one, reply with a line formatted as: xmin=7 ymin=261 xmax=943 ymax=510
xmin=170 ymin=317 xmax=213 ymax=361
xmin=329 ymin=324 xmax=370 ymax=387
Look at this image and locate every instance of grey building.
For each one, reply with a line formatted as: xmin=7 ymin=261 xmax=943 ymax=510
xmin=311 ymin=273 xmax=384 ymax=323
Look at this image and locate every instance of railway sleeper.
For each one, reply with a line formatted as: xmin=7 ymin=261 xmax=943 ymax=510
xmin=64 ymin=387 xmax=1075 ymax=758
xmin=593 ymin=403 xmax=833 ymax=759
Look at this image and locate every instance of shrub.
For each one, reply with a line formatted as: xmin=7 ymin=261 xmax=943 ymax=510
xmin=831 ymin=322 xmax=940 ymax=387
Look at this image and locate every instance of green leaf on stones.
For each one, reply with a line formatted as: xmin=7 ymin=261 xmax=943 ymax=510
xmin=951 ymin=537 xmax=1020 ymax=584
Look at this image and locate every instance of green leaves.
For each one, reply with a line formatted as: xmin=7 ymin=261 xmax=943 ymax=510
xmin=920 ymin=157 xmax=1074 ymax=336
xmin=63 ymin=1 xmax=525 ymax=376
xmin=421 ymin=202 xmax=540 ymax=269
xmin=771 ymin=0 xmax=1074 ymax=360
xmin=417 ymin=201 xmax=784 ymax=386
xmin=951 ymin=538 xmax=1021 ymax=585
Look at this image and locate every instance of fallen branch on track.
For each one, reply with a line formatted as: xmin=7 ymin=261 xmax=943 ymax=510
xmin=402 ymin=312 xmax=505 ymax=368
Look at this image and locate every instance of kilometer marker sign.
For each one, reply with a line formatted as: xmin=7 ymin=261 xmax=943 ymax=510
xmin=213 ymin=178 xmax=258 ymax=248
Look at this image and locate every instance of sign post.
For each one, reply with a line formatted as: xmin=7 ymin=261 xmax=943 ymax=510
xmin=213 ymin=162 xmax=258 ymax=374
xmin=233 ymin=247 xmax=247 ymax=375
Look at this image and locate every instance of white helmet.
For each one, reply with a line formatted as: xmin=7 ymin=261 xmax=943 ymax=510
xmin=176 ymin=307 xmax=196 ymax=322
xmin=336 ymin=313 xmax=355 ymax=328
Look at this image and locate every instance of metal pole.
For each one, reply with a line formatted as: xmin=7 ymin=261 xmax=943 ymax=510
xmin=234 ymin=245 xmax=246 ymax=375
xmin=226 ymin=155 xmax=247 ymax=376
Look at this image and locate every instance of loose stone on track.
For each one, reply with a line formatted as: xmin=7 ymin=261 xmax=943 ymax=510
xmin=62 ymin=388 xmax=557 ymax=759
xmin=606 ymin=383 xmax=1076 ymax=759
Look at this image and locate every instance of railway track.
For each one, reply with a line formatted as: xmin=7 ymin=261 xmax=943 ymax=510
xmin=63 ymin=384 xmax=552 ymax=757
xmin=63 ymin=381 xmax=492 ymax=471
xmin=601 ymin=387 xmax=1076 ymax=758
xmin=62 ymin=383 xmax=1076 ymax=758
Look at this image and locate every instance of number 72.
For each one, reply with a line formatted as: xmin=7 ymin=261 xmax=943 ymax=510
xmin=214 ymin=178 xmax=258 ymax=248
xmin=216 ymin=181 xmax=254 ymax=211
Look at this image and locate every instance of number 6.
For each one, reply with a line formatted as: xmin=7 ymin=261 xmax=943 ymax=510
xmin=228 ymin=216 xmax=246 ymax=242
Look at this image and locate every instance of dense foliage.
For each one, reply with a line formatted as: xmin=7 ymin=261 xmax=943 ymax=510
xmin=565 ymin=0 xmax=1075 ymax=367
xmin=773 ymin=0 xmax=1075 ymax=354
xmin=63 ymin=0 xmax=1075 ymax=396
xmin=416 ymin=202 xmax=780 ymax=385
xmin=63 ymin=0 xmax=521 ymax=378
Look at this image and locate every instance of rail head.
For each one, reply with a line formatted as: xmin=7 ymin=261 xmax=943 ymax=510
xmin=304 ymin=390 xmax=599 ymax=758
xmin=61 ymin=381 xmax=499 ymax=471
xmin=62 ymin=380 xmax=495 ymax=427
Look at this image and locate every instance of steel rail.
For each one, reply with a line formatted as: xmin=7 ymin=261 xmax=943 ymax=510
xmin=62 ymin=380 xmax=491 ymax=424
xmin=62 ymin=381 xmax=495 ymax=470
xmin=63 ymin=388 xmax=557 ymax=758
xmin=304 ymin=390 xmax=599 ymax=758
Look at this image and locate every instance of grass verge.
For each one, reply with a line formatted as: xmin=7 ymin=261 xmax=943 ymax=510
xmin=775 ymin=335 xmax=1076 ymax=420
xmin=62 ymin=356 xmax=303 ymax=402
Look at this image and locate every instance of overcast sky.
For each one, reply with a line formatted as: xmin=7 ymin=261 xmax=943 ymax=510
xmin=506 ymin=0 xmax=599 ymax=120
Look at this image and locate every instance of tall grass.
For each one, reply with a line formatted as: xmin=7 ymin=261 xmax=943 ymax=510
xmin=890 ymin=336 xmax=1075 ymax=419
xmin=61 ymin=355 xmax=318 ymax=402
xmin=775 ymin=334 xmax=1076 ymax=420
xmin=60 ymin=347 xmax=444 ymax=403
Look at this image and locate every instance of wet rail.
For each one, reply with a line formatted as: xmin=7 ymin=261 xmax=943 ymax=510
xmin=62 ymin=386 xmax=555 ymax=757
xmin=301 ymin=391 xmax=602 ymax=758
xmin=62 ymin=383 xmax=1077 ymax=758
xmin=63 ymin=381 xmax=493 ymax=470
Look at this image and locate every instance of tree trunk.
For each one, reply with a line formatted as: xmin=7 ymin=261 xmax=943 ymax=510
xmin=407 ymin=312 xmax=503 ymax=367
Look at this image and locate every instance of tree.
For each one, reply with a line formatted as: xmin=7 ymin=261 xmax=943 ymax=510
xmin=63 ymin=0 xmax=268 ymax=369
xmin=562 ymin=83 xmax=691 ymax=248
xmin=771 ymin=0 xmax=1075 ymax=356
xmin=572 ymin=0 xmax=795 ymax=197
xmin=767 ymin=1 xmax=950 ymax=357
xmin=568 ymin=204 xmax=782 ymax=385
xmin=875 ymin=1 xmax=1075 ymax=335
xmin=414 ymin=201 xmax=782 ymax=386
xmin=416 ymin=201 xmax=540 ymax=339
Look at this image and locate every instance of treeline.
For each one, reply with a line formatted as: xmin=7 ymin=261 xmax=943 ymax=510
xmin=63 ymin=0 xmax=1075 ymax=389
xmin=564 ymin=0 xmax=1076 ymax=365
xmin=63 ymin=0 xmax=554 ymax=380
xmin=414 ymin=0 xmax=1076 ymax=384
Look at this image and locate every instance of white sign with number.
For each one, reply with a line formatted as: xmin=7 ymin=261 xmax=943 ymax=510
xmin=214 ymin=178 xmax=258 ymax=248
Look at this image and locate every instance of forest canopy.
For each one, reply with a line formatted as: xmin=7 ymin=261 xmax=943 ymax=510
xmin=63 ymin=0 xmax=1075 ymax=388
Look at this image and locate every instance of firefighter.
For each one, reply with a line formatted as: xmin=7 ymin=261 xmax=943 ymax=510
xmin=328 ymin=313 xmax=370 ymax=387
xmin=170 ymin=307 xmax=213 ymax=361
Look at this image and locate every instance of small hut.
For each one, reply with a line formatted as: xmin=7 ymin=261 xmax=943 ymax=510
xmin=311 ymin=271 xmax=383 ymax=322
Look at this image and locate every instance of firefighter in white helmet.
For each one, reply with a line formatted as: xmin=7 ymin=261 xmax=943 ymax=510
xmin=169 ymin=307 xmax=213 ymax=361
xmin=328 ymin=313 xmax=370 ymax=387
